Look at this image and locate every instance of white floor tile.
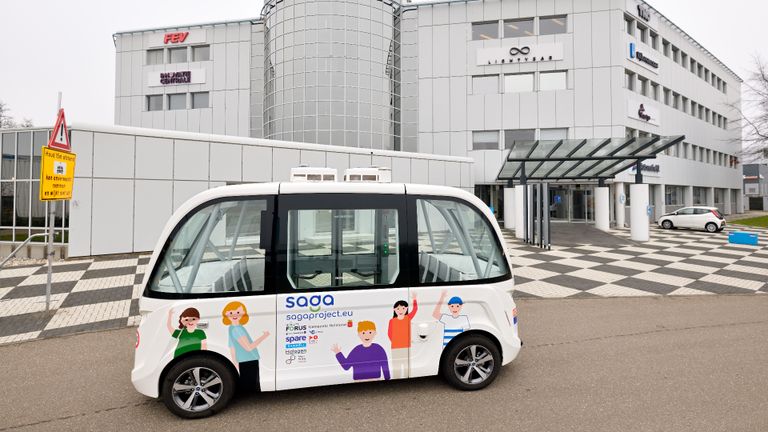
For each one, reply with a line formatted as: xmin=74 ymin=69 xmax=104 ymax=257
xmin=43 ymin=300 xmax=131 ymax=330
xmin=514 ymin=281 xmax=582 ymax=298
xmin=668 ymin=287 xmax=715 ymax=296
xmin=586 ymin=284 xmax=659 ymax=297
xmin=700 ymin=274 xmax=764 ymax=291
xmin=514 ymin=266 xmax=560 ymax=281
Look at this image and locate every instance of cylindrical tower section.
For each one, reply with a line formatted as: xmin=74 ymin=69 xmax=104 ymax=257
xmin=262 ymin=0 xmax=401 ymax=150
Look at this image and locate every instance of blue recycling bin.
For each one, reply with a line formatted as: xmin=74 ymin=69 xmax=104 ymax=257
xmin=728 ymin=231 xmax=759 ymax=246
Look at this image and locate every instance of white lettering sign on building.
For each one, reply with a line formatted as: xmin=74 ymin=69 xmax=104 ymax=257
xmin=477 ymin=43 xmax=564 ymax=66
xmin=627 ymin=99 xmax=660 ymax=126
xmin=147 ymin=69 xmax=206 ymax=87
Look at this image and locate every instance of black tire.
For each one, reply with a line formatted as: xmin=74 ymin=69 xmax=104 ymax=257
xmin=705 ymin=222 xmax=718 ymax=233
xmin=661 ymin=220 xmax=673 ymax=229
xmin=161 ymin=356 xmax=236 ymax=419
xmin=441 ymin=334 xmax=501 ymax=391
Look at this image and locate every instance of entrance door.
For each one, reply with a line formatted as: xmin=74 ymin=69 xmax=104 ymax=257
xmin=275 ymin=194 xmax=410 ymax=390
xmin=571 ymin=187 xmax=594 ymax=222
xmin=548 ymin=186 xmax=569 ymax=220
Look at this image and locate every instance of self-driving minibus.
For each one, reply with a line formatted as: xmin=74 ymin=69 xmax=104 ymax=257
xmin=132 ymin=182 xmax=521 ymax=418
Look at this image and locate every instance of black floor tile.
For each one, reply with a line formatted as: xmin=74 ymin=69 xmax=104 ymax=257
xmin=134 ymin=273 xmax=145 ymax=285
xmin=576 ymin=255 xmax=615 ymax=264
xmin=0 ymin=276 xmax=31 ymax=289
xmin=2 ymin=281 xmax=78 ymax=300
xmin=624 ymin=256 xmax=669 ymax=267
xmin=129 ymin=298 xmax=140 ymax=316
xmin=591 ymin=264 xmax=643 ymax=277
xmin=0 ymin=311 xmax=54 ymax=337
xmin=542 ymin=275 xmax=603 ymax=291
xmin=33 ymin=262 xmax=92 ymax=275
xmin=680 ymin=258 xmax=728 ymax=269
xmin=38 ymin=318 xmax=126 ymax=339
xmin=715 ymin=269 xmax=767 ymax=283
xmin=59 ymin=285 xmax=133 ymax=308
xmin=532 ymin=262 xmax=581 ymax=275
xmin=522 ymin=253 xmax=562 ymax=262
xmin=653 ymin=266 xmax=707 ymax=280
xmin=613 ymin=277 xmax=677 ymax=295
xmin=80 ymin=266 xmax=137 ymax=280
xmin=684 ymin=280 xmax=755 ymax=295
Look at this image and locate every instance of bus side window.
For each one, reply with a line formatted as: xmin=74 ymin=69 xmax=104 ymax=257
xmin=416 ymin=198 xmax=509 ymax=284
xmin=286 ymin=208 xmax=400 ymax=289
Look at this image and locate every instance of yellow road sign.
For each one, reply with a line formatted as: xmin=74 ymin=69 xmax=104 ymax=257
xmin=39 ymin=147 xmax=76 ymax=201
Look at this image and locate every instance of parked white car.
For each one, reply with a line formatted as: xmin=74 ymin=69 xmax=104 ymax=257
xmin=657 ymin=206 xmax=726 ymax=232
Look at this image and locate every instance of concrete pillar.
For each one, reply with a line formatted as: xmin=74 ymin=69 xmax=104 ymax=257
xmin=684 ymin=186 xmax=694 ymax=207
xmin=630 ymin=183 xmax=650 ymax=242
xmin=736 ymin=190 xmax=744 ymax=213
xmin=514 ymin=185 xmax=526 ymax=239
xmin=707 ymin=187 xmax=715 ymax=207
xmin=654 ymin=184 xmax=665 ymax=221
xmin=595 ymin=187 xmax=610 ymax=232
xmin=503 ymin=186 xmax=515 ymax=230
xmin=614 ymin=182 xmax=626 ymax=228
xmin=724 ymin=189 xmax=733 ymax=215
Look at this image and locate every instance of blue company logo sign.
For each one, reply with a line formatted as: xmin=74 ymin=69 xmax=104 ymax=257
xmin=629 ymin=42 xmax=636 ymax=59
xmin=285 ymin=294 xmax=335 ymax=312
xmin=629 ymin=43 xmax=659 ymax=69
xmin=286 ymin=335 xmax=308 ymax=349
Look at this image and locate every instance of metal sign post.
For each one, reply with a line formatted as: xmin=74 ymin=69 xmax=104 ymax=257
xmin=44 ymin=92 xmax=63 ymax=312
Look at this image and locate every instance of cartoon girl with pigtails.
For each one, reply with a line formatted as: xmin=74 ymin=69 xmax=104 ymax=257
xmin=167 ymin=307 xmax=207 ymax=358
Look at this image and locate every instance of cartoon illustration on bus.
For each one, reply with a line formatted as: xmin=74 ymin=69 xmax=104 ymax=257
xmin=222 ymin=302 xmax=270 ymax=390
xmin=167 ymin=307 xmax=207 ymax=358
xmin=432 ymin=291 xmax=471 ymax=346
xmin=332 ymin=321 xmax=391 ymax=381
xmin=388 ymin=293 xmax=418 ymax=379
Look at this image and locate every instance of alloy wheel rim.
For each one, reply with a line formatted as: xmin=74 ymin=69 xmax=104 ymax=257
xmin=172 ymin=367 xmax=223 ymax=412
xmin=454 ymin=344 xmax=494 ymax=385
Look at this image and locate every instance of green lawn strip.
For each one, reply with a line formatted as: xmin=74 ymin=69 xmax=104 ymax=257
xmin=729 ymin=215 xmax=768 ymax=228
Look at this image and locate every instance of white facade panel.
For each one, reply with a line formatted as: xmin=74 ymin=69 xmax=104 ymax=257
xmin=173 ymin=139 xmax=209 ymax=180
xmin=135 ymin=136 xmax=173 ymax=179
xmin=93 ymin=133 xmax=134 ymax=178
xmin=134 ymin=180 xmax=173 ymax=251
xmin=91 ymin=179 xmax=134 ymax=255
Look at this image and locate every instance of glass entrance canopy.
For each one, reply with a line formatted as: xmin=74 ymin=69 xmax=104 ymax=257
xmin=497 ymin=136 xmax=685 ymax=182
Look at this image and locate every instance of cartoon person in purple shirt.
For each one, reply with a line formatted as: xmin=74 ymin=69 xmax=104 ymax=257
xmin=331 ymin=321 xmax=390 ymax=381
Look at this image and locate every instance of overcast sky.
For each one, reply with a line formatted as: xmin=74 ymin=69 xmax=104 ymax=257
xmin=0 ymin=0 xmax=766 ymax=126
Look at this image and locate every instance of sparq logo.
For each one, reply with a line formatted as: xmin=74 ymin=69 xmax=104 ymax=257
xmin=285 ymin=294 xmax=335 ymax=312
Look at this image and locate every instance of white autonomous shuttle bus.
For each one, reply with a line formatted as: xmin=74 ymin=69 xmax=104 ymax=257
xmin=132 ymin=182 xmax=521 ymax=418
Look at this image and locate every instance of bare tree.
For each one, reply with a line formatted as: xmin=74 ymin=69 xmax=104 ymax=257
xmin=0 ymin=100 xmax=16 ymax=129
xmin=734 ymin=57 xmax=768 ymax=162
xmin=0 ymin=100 xmax=33 ymax=129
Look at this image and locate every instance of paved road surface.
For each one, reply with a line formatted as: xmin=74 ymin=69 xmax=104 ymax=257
xmin=2 ymin=295 xmax=767 ymax=432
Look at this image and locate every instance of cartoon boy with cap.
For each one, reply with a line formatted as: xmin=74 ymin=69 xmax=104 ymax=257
xmin=432 ymin=290 xmax=470 ymax=346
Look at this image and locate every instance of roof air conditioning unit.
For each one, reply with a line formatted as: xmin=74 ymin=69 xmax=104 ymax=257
xmin=343 ymin=166 xmax=392 ymax=183
xmin=289 ymin=166 xmax=338 ymax=182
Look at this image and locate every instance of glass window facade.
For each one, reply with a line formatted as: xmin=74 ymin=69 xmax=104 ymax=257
xmin=539 ymin=71 xmax=567 ymax=91
xmin=504 ymin=129 xmax=535 ymax=149
xmin=192 ymin=45 xmax=210 ymax=62
xmin=539 ymin=15 xmax=567 ymax=35
xmin=169 ymin=47 xmax=187 ymax=63
xmin=472 ymin=21 xmax=498 ymax=40
xmin=472 ymin=131 xmax=499 ymax=150
xmin=472 ymin=75 xmax=498 ymax=94
xmin=168 ymin=94 xmax=187 ymax=110
xmin=263 ymin=0 xmax=401 ymax=150
xmin=192 ymin=92 xmax=209 ymax=109
xmin=504 ymin=73 xmax=534 ymax=93
xmin=146 ymin=49 xmax=163 ymax=65
xmin=147 ymin=95 xmax=163 ymax=111
xmin=0 ymin=130 xmax=67 ymax=243
xmin=503 ymin=18 xmax=534 ymax=38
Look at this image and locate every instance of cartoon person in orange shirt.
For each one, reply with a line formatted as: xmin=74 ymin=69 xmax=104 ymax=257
xmin=387 ymin=292 xmax=418 ymax=379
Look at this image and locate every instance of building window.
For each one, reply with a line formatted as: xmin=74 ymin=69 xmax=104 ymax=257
xmin=192 ymin=92 xmax=209 ymax=109
xmin=539 ymin=128 xmax=568 ymax=141
xmin=472 ymin=75 xmax=499 ymax=94
xmin=665 ymin=186 xmax=685 ymax=206
xmin=624 ymin=15 xmax=635 ymax=36
xmin=169 ymin=47 xmax=187 ymax=63
xmin=504 ymin=129 xmax=535 ymax=149
xmin=649 ymin=31 xmax=658 ymax=50
xmin=692 ymin=187 xmax=706 ymax=205
xmin=638 ymin=76 xmax=648 ymax=97
xmin=636 ymin=23 xmax=648 ymax=44
xmin=503 ymin=18 xmax=534 ymax=38
xmin=539 ymin=71 xmax=567 ymax=91
xmin=671 ymin=46 xmax=679 ymax=63
xmin=146 ymin=49 xmax=163 ymax=65
xmin=662 ymin=40 xmax=670 ymax=57
xmin=192 ymin=45 xmax=210 ymax=62
xmin=680 ymin=52 xmax=688 ymax=68
xmin=472 ymin=131 xmax=499 ymax=150
xmin=504 ymin=73 xmax=534 ymax=93
xmin=539 ymin=15 xmax=567 ymax=35
xmin=168 ymin=93 xmax=187 ymax=110
xmin=472 ymin=21 xmax=499 ymax=40
xmin=146 ymin=95 xmax=163 ymax=111
xmin=663 ymin=88 xmax=671 ymax=106
xmin=650 ymin=82 xmax=659 ymax=101
xmin=672 ymin=93 xmax=680 ymax=110
xmin=625 ymin=70 xmax=635 ymax=91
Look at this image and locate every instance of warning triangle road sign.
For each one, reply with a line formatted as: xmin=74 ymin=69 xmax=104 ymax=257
xmin=48 ymin=109 xmax=71 ymax=152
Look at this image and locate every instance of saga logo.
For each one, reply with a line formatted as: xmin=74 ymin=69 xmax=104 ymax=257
xmin=285 ymin=294 xmax=335 ymax=312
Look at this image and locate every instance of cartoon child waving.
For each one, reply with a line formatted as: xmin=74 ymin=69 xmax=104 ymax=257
xmin=432 ymin=290 xmax=470 ymax=347
xmin=167 ymin=307 xmax=207 ymax=358
xmin=222 ymin=301 xmax=270 ymax=390
xmin=332 ymin=321 xmax=390 ymax=381
xmin=388 ymin=292 xmax=418 ymax=379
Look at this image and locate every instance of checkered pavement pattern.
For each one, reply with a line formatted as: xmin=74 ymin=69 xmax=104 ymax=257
xmin=0 ymin=255 xmax=150 ymax=345
xmin=1 ymin=225 xmax=766 ymax=345
xmin=505 ymin=226 xmax=768 ymax=299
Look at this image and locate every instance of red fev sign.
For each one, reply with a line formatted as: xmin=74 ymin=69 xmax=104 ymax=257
xmin=164 ymin=32 xmax=189 ymax=44
xmin=48 ymin=109 xmax=71 ymax=152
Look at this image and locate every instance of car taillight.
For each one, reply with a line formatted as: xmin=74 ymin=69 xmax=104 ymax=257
xmin=711 ymin=210 xmax=723 ymax=219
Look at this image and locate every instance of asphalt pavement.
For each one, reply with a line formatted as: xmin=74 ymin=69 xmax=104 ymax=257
xmin=1 ymin=295 xmax=767 ymax=432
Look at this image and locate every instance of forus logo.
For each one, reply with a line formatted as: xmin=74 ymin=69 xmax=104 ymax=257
xmin=285 ymin=294 xmax=335 ymax=312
